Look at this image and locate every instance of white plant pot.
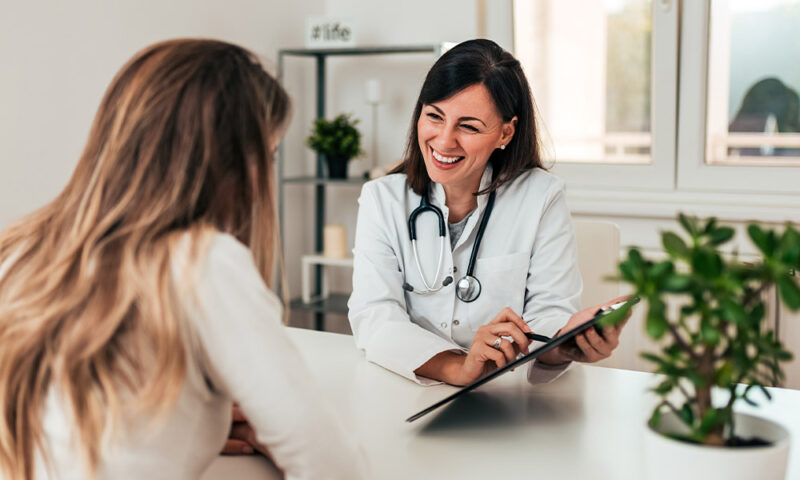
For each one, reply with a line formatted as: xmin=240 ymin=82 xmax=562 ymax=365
xmin=644 ymin=411 xmax=791 ymax=480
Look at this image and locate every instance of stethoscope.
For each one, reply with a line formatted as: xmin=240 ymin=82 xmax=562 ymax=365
xmin=402 ymin=190 xmax=496 ymax=302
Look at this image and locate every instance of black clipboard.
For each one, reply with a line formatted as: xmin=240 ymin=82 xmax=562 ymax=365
xmin=405 ymin=299 xmax=635 ymax=422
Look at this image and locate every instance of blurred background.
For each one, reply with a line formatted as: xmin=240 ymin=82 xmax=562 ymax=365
xmin=1 ymin=0 xmax=798 ymax=385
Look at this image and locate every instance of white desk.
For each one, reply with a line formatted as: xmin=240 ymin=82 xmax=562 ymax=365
xmin=204 ymin=327 xmax=800 ymax=479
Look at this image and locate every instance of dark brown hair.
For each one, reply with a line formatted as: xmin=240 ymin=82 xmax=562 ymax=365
xmin=393 ymin=39 xmax=544 ymax=196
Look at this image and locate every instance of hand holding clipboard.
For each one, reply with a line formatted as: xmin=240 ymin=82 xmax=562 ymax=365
xmin=406 ymin=297 xmax=638 ymax=423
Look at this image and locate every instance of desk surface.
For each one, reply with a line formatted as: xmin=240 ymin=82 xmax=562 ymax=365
xmin=204 ymin=327 xmax=800 ymax=479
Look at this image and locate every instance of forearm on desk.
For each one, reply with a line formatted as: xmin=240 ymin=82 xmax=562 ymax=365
xmin=414 ymin=351 xmax=467 ymax=386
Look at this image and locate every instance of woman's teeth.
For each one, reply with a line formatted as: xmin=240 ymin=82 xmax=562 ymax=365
xmin=432 ymin=149 xmax=464 ymax=164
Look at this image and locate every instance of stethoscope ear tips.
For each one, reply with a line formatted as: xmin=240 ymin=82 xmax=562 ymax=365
xmin=442 ymin=276 xmax=453 ymax=286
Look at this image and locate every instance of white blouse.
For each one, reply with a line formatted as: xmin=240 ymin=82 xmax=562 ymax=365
xmin=32 ymin=233 xmax=366 ymax=480
xmin=348 ymin=166 xmax=583 ymax=385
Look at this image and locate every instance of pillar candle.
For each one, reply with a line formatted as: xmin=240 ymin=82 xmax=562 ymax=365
xmin=365 ymin=79 xmax=381 ymax=104
xmin=323 ymin=223 xmax=348 ymax=258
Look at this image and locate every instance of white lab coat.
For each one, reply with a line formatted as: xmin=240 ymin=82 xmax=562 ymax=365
xmin=348 ymin=165 xmax=582 ymax=384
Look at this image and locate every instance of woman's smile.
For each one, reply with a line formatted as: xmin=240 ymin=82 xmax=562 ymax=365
xmin=430 ymin=146 xmax=465 ymax=168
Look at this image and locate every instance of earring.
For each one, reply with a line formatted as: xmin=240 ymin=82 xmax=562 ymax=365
xmin=500 ymin=144 xmax=506 ymax=150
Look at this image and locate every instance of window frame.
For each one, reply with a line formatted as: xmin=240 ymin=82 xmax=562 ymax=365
xmin=676 ymin=0 xmax=800 ymax=194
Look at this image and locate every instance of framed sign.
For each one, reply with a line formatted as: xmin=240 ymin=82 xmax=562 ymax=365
xmin=306 ymin=16 xmax=356 ymax=48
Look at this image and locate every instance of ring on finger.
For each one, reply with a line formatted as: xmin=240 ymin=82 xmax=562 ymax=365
xmin=491 ymin=337 xmax=502 ymax=350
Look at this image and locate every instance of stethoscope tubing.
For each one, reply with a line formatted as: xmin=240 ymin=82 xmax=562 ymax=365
xmin=464 ymin=190 xmax=495 ymax=278
xmin=411 ymin=237 xmax=445 ymax=291
xmin=405 ymin=190 xmax=496 ymax=300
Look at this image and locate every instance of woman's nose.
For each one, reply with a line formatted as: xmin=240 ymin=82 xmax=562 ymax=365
xmin=435 ymin=123 xmax=459 ymax=149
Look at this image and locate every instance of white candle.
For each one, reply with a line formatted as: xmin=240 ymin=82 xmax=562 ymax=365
xmin=365 ymin=79 xmax=381 ymax=104
xmin=323 ymin=224 xmax=348 ymax=258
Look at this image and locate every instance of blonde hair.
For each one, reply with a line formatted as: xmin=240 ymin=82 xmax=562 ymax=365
xmin=0 ymin=39 xmax=289 ymax=479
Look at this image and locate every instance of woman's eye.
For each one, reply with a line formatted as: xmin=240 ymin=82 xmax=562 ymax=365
xmin=461 ymin=124 xmax=479 ymax=132
xmin=426 ymin=112 xmax=442 ymax=121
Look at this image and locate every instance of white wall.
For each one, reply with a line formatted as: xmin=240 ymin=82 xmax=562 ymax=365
xmin=0 ymin=0 xmax=323 ymax=229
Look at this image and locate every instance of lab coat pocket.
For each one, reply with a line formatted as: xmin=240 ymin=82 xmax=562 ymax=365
xmin=468 ymin=252 xmax=529 ymax=327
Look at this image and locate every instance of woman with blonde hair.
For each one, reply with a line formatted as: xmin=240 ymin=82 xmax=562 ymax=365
xmin=0 ymin=39 xmax=365 ymax=479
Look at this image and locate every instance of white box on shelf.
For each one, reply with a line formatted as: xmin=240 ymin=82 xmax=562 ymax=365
xmin=301 ymin=254 xmax=354 ymax=304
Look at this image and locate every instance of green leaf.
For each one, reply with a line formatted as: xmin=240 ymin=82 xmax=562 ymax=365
xmin=777 ymin=275 xmax=800 ymax=310
xmin=628 ymin=248 xmax=645 ymax=267
xmin=678 ymin=213 xmax=698 ymax=236
xmin=692 ymin=249 xmax=722 ymax=278
xmin=749 ymin=301 xmax=766 ymax=325
xmin=779 ymin=227 xmax=800 ymax=266
xmin=714 ymin=362 xmax=734 ymax=386
xmin=686 ymin=369 xmax=707 ymax=387
xmin=306 ymin=113 xmax=362 ymax=157
xmin=663 ymin=232 xmax=690 ymax=258
xmin=618 ymin=260 xmax=637 ymax=283
xmin=663 ymin=274 xmax=691 ymax=292
xmin=700 ymin=319 xmax=721 ymax=346
xmin=641 ymin=352 xmax=666 ymax=367
xmin=704 ymin=217 xmax=718 ymax=234
xmin=653 ymin=379 xmax=674 ymax=395
xmin=720 ymin=298 xmax=747 ymax=325
xmin=709 ymin=227 xmax=735 ymax=246
xmin=732 ymin=347 xmax=752 ymax=371
xmin=665 ymin=344 xmax=683 ymax=359
xmin=649 ymin=408 xmax=662 ymax=429
xmin=645 ymin=309 xmax=668 ymax=340
xmin=748 ymin=224 xmax=769 ymax=255
xmin=698 ymin=408 xmax=724 ymax=435
xmin=681 ymin=403 xmax=695 ymax=426
xmin=776 ymin=349 xmax=794 ymax=362
xmin=650 ymin=260 xmax=674 ymax=278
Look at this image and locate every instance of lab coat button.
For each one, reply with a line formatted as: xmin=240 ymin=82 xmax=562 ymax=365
xmin=440 ymin=322 xmax=447 ymax=329
xmin=453 ymin=319 xmax=460 ymax=326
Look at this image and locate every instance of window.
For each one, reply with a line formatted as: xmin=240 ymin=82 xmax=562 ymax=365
xmin=513 ymin=0 xmax=679 ymax=190
xmin=515 ymin=0 xmax=652 ymax=164
xmin=513 ymin=0 xmax=800 ymax=195
xmin=706 ymin=0 xmax=800 ymax=166
xmin=677 ymin=0 xmax=800 ymax=194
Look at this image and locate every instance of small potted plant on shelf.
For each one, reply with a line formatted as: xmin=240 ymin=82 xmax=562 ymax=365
xmin=605 ymin=214 xmax=799 ymax=480
xmin=306 ymin=113 xmax=362 ymax=179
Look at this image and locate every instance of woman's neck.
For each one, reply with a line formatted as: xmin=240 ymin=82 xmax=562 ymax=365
xmin=443 ymin=183 xmax=478 ymax=224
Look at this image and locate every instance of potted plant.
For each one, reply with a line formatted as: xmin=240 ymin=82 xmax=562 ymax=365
xmin=306 ymin=113 xmax=362 ymax=179
xmin=606 ymin=214 xmax=799 ymax=480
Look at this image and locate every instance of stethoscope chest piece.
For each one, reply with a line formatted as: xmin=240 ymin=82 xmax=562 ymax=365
xmin=455 ymin=275 xmax=481 ymax=302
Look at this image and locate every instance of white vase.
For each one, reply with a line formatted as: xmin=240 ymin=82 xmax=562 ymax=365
xmin=644 ymin=412 xmax=791 ymax=480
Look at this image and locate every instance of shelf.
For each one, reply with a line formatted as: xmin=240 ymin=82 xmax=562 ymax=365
xmin=290 ymin=294 xmax=350 ymax=316
xmin=278 ymin=44 xmax=441 ymax=330
xmin=302 ymin=254 xmax=354 ymax=267
xmin=281 ymin=175 xmax=367 ymax=186
xmin=279 ymin=45 xmax=441 ymax=57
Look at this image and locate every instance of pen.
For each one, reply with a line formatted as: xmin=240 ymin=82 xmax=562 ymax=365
xmin=524 ymin=332 xmax=552 ymax=342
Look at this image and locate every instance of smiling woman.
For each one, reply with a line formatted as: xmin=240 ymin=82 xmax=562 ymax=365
xmin=395 ymin=40 xmax=541 ymax=201
xmin=417 ymin=84 xmax=516 ymax=214
xmin=349 ymin=39 xmax=632 ymax=389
